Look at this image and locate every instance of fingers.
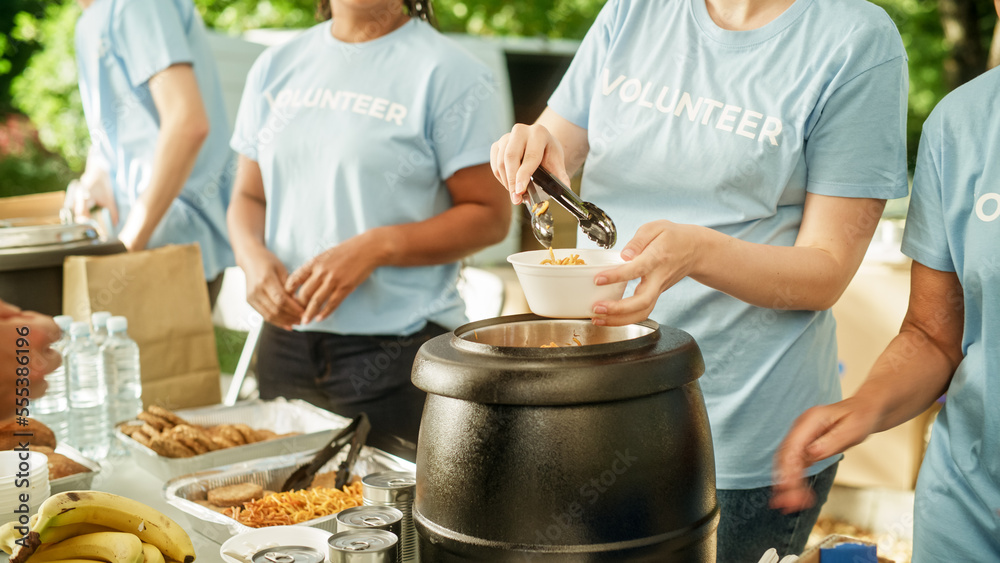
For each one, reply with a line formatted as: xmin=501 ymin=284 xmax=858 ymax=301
xmin=284 ymin=263 xmax=311 ymax=296
xmin=315 ymin=285 xmax=352 ymax=323
xmin=0 ymin=299 xmax=21 ymax=319
xmin=503 ymin=125 xmax=532 ymax=202
xmin=771 ymin=406 xmax=850 ymax=513
xmin=301 ymin=277 xmax=334 ymax=326
xmin=620 ymin=222 xmax=662 ymax=262
xmin=515 ymin=130 xmax=550 ymax=197
xmin=592 ymin=279 xmax=658 ymax=327
xmin=18 ymin=311 xmax=61 ymax=345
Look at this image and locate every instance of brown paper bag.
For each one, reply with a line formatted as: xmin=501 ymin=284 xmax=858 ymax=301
xmin=62 ymin=244 xmax=221 ymax=409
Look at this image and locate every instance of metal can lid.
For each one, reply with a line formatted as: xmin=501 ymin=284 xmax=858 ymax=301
xmin=361 ymin=472 xmax=415 ymax=503
xmin=328 ymin=529 xmax=398 ymax=553
xmin=336 ymin=506 xmax=403 ymax=529
xmin=361 ymin=472 xmax=416 ymax=490
xmin=251 ymin=545 xmax=325 ymax=563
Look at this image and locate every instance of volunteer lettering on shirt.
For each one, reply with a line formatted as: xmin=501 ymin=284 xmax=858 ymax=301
xmin=264 ymin=88 xmax=408 ymax=125
xmin=976 ymin=192 xmax=1000 ymax=222
xmin=601 ymin=69 xmax=784 ymax=146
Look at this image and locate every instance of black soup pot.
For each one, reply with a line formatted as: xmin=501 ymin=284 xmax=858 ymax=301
xmin=412 ymin=314 xmax=718 ymax=562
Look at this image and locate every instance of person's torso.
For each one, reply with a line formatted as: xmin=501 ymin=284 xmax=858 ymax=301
xmin=75 ymin=0 xmax=234 ymax=277
xmin=240 ymin=20 xmax=495 ymax=335
xmin=568 ymin=0 xmax=905 ymax=487
xmin=919 ymin=66 xmax=1000 ymax=505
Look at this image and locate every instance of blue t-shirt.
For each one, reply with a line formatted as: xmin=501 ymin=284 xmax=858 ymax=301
xmin=75 ymin=0 xmax=235 ymax=280
xmin=549 ymin=0 xmax=909 ymax=489
xmin=902 ymin=67 xmax=1000 ymax=561
xmin=231 ymin=19 xmax=503 ymax=336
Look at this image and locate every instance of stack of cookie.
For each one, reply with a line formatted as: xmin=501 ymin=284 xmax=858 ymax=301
xmin=119 ymin=405 xmax=290 ymax=458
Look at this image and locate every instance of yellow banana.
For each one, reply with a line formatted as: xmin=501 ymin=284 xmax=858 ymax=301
xmin=38 ymin=523 xmax=119 ymax=545
xmin=21 ymin=531 xmax=143 ymax=563
xmin=0 ymin=521 xmax=20 ymax=554
xmin=29 ymin=492 xmax=195 ymax=563
xmin=141 ymin=542 xmax=165 ymax=563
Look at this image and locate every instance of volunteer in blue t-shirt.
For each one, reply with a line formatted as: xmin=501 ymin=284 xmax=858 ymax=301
xmin=227 ymin=0 xmax=511 ymax=448
xmin=492 ymin=0 xmax=909 ymax=558
xmin=74 ymin=0 xmax=235 ymax=300
xmin=774 ymin=62 xmax=1000 ymax=562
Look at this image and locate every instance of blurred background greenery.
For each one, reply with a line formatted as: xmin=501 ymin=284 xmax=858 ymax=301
xmin=1 ymin=0 xmax=997 ymax=200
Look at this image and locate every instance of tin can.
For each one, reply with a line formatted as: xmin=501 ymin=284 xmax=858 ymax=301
xmin=251 ymin=545 xmax=325 ymax=563
xmin=336 ymin=506 xmax=404 ymax=562
xmin=328 ymin=529 xmax=398 ymax=563
xmin=362 ymin=472 xmax=417 ymax=563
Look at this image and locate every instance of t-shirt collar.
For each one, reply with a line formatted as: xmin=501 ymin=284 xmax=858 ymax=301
xmin=323 ymin=16 xmax=417 ymax=49
xmin=690 ymin=0 xmax=814 ymax=47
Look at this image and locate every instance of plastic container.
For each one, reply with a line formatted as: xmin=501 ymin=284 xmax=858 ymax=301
xmin=66 ymin=321 xmax=110 ymax=460
xmin=101 ymin=316 xmax=142 ymax=428
xmin=90 ymin=311 xmax=112 ymax=347
xmin=33 ymin=314 xmax=73 ymax=443
xmin=507 ymin=248 xmax=629 ymax=318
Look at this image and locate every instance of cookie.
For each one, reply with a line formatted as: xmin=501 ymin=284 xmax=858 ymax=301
xmin=147 ymin=405 xmax=189 ymax=427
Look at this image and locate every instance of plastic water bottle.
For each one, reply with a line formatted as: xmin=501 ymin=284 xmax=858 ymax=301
xmin=66 ymin=321 xmax=110 ymax=460
xmin=100 ymin=316 xmax=142 ymax=456
xmin=33 ymin=315 xmax=73 ymax=444
xmin=91 ymin=311 xmax=112 ymax=348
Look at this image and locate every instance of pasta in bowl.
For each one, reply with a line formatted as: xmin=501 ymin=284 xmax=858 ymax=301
xmin=507 ymin=248 xmax=629 ymax=318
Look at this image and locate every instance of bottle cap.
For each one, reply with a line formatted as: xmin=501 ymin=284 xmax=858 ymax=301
xmin=53 ymin=315 xmax=74 ymax=331
xmin=91 ymin=311 xmax=112 ymax=328
xmin=70 ymin=321 xmax=92 ymax=337
xmin=107 ymin=316 xmax=128 ymax=333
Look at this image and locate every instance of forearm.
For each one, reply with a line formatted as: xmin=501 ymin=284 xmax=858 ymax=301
xmin=123 ymin=120 xmax=207 ymax=248
xmin=692 ymin=227 xmax=856 ymax=310
xmin=227 ymin=193 xmax=270 ymax=267
xmin=372 ymin=202 xmax=508 ymax=267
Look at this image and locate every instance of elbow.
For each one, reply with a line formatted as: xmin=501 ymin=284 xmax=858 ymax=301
xmin=483 ymin=203 xmax=513 ymax=246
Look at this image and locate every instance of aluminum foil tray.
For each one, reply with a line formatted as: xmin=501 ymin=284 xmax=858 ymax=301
xmin=164 ymin=447 xmax=415 ymax=545
xmin=115 ymin=398 xmax=351 ymax=481
xmin=50 ymin=444 xmax=101 ymax=493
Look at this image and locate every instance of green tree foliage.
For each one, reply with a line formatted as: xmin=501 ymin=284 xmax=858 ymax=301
xmin=4 ymin=0 xmax=997 ymax=178
xmin=8 ymin=2 xmax=88 ymax=170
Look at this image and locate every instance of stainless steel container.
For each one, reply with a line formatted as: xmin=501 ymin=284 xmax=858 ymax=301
xmin=361 ymin=473 xmax=416 ymax=563
xmin=336 ymin=506 xmax=403 ymax=562
xmin=412 ymin=314 xmax=718 ymax=562
xmin=328 ymin=530 xmax=398 ymax=563
xmin=0 ymin=217 xmax=124 ymax=316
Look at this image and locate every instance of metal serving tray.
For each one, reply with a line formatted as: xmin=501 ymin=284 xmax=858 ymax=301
xmin=163 ymin=447 xmax=415 ymax=545
xmin=50 ymin=444 xmax=101 ymax=494
xmin=115 ymin=399 xmax=351 ymax=481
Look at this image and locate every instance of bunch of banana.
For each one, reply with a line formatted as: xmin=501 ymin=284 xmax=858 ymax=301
xmin=0 ymin=491 xmax=195 ymax=563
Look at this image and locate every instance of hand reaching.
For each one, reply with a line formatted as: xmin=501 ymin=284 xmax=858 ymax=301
xmin=771 ymin=397 xmax=881 ymax=513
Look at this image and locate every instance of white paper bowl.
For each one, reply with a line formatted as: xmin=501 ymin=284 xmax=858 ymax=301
xmin=508 ymin=249 xmax=629 ymax=318
xmin=220 ymin=525 xmax=334 ymax=563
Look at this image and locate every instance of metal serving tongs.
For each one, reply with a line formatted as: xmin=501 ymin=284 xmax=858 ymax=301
xmin=280 ymin=412 xmax=371 ymax=492
xmin=529 ymin=166 xmax=617 ymax=249
xmin=523 ymin=180 xmax=555 ymax=248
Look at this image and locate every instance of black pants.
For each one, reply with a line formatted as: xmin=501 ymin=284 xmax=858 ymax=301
xmin=255 ymin=322 xmax=448 ymax=454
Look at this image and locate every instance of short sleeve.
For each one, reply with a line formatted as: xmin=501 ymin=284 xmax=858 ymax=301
xmin=901 ymin=114 xmax=955 ymax=272
xmin=804 ymin=56 xmax=909 ymax=199
xmin=229 ymin=53 xmax=269 ymax=162
xmin=430 ymin=70 xmax=505 ymax=180
xmin=111 ymin=0 xmax=193 ymax=87
xmin=547 ymin=0 xmax=624 ymax=129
